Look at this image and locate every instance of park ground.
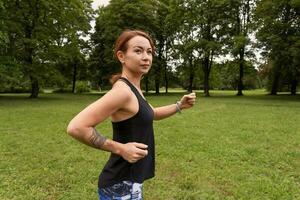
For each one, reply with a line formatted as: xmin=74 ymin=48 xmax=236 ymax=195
xmin=0 ymin=90 xmax=299 ymax=199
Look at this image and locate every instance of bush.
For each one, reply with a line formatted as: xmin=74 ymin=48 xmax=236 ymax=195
xmin=0 ymin=59 xmax=31 ymax=93
xmin=75 ymin=81 xmax=91 ymax=93
xmin=52 ymin=81 xmax=91 ymax=93
xmin=52 ymin=87 xmax=73 ymax=93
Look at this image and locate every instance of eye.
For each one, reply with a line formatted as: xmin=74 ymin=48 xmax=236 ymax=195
xmin=147 ymin=50 xmax=152 ymax=55
xmin=134 ymin=49 xmax=142 ymax=54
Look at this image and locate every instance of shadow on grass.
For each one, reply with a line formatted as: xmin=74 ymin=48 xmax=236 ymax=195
xmin=0 ymin=93 xmax=68 ymax=102
xmin=0 ymin=91 xmax=299 ymax=103
xmin=144 ymin=91 xmax=300 ymax=102
xmin=208 ymin=93 xmax=300 ymax=102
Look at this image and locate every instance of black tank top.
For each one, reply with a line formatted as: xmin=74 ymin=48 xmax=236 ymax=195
xmin=98 ymin=77 xmax=155 ymax=188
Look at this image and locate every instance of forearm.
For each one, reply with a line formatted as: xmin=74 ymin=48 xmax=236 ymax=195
xmin=99 ymin=138 xmax=124 ymax=155
xmin=67 ymin=126 xmax=124 ymax=155
xmin=153 ymin=103 xmax=180 ymax=120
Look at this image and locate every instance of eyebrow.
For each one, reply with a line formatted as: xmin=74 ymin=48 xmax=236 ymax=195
xmin=133 ymin=46 xmax=152 ymax=50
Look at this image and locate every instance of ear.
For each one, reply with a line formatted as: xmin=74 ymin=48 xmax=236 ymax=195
xmin=116 ymin=51 xmax=125 ymax=64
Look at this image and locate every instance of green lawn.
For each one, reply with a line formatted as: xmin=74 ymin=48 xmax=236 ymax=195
xmin=1 ymin=91 xmax=300 ymax=200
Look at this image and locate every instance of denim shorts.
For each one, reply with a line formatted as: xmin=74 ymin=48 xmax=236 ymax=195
xmin=98 ymin=181 xmax=143 ymax=200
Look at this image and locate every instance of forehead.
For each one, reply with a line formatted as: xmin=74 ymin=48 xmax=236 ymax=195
xmin=127 ymin=35 xmax=152 ymax=49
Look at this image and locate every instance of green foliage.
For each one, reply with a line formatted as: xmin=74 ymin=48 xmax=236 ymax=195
xmin=211 ymin=62 xmax=239 ymax=90
xmin=75 ymin=81 xmax=91 ymax=93
xmin=0 ymin=57 xmax=30 ymax=93
xmin=0 ymin=0 xmax=6 ymax=42
xmin=1 ymin=0 xmax=298 ymax=96
xmin=255 ymin=0 xmax=300 ymax=94
xmin=1 ymin=0 xmax=94 ymax=96
xmin=212 ymin=60 xmax=260 ymax=90
xmin=52 ymin=81 xmax=92 ymax=94
xmin=259 ymin=60 xmax=300 ymax=92
xmin=166 ymin=0 xmax=238 ymax=94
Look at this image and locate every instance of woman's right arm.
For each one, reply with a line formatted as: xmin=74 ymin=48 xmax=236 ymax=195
xmin=67 ymin=82 xmax=148 ymax=163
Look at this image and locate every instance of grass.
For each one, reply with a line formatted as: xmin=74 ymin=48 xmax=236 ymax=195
xmin=0 ymin=90 xmax=300 ymax=200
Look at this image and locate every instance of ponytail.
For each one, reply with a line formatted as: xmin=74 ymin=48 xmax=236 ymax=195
xmin=110 ymin=73 xmax=122 ymax=85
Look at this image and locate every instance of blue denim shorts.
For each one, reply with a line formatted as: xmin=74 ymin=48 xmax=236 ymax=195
xmin=98 ymin=181 xmax=143 ymax=200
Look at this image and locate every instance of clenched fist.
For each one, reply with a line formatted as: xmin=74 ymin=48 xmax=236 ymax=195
xmin=119 ymin=142 xmax=148 ymax=163
xmin=178 ymin=92 xmax=196 ymax=109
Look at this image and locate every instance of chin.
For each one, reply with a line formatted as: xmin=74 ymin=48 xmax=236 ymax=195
xmin=143 ymin=66 xmax=151 ymax=71
xmin=141 ymin=69 xmax=150 ymax=74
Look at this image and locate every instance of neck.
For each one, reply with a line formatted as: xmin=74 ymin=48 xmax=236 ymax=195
xmin=121 ymin=72 xmax=142 ymax=88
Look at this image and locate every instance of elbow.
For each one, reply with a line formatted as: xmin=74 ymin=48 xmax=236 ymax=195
xmin=153 ymin=112 xmax=162 ymax=121
xmin=153 ymin=115 xmax=159 ymax=121
xmin=67 ymin=123 xmax=80 ymax=138
xmin=153 ymin=110 xmax=159 ymax=120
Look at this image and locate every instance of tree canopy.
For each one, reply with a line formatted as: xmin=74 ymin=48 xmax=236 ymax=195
xmin=0 ymin=0 xmax=299 ymax=97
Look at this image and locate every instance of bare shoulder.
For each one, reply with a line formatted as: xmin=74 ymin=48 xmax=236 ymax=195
xmin=103 ymin=80 xmax=132 ymax=103
xmin=68 ymin=80 xmax=134 ymax=127
xmin=112 ymin=80 xmax=131 ymax=91
xmin=83 ymin=80 xmax=132 ymax=116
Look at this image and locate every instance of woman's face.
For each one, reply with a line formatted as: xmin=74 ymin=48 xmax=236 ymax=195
xmin=118 ymin=35 xmax=153 ymax=75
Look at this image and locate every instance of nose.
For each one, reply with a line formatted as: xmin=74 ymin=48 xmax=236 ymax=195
xmin=142 ymin=52 xmax=151 ymax=61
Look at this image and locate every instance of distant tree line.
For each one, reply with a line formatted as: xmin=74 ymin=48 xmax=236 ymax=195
xmin=0 ymin=0 xmax=299 ymax=97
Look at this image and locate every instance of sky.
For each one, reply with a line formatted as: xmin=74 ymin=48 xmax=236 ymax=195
xmin=92 ymin=0 xmax=110 ymax=10
xmin=88 ymin=0 xmax=110 ymax=33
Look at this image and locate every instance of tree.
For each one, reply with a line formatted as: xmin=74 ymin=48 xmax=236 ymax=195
xmin=0 ymin=0 xmax=7 ymax=52
xmin=150 ymin=0 xmax=177 ymax=94
xmin=167 ymin=0 xmax=199 ymax=92
xmin=255 ymin=0 xmax=300 ymax=95
xmin=3 ymin=0 xmax=93 ymax=97
xmin=230 ymin=0 xmax=256 ymax=95
xmin=168 ymin=0 xmax=233 ymax=96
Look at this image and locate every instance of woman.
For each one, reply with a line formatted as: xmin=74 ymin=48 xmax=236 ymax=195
xmin=67 ymin=30 xmax=196 ymax=200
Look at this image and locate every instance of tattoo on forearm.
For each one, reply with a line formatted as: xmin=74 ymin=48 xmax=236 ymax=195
xmin=89 ymin=128 xmax=107 ymax=149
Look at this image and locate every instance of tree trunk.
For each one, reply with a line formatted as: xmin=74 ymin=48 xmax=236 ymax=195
xmin=188 ymin=58 xmax=194 ymax=93
xmin=164 ymin=64 xmax=168 ymax=93
xmin=188 ymin=73 xmax=194 ymax=93
xmin=270 ymin=69 xmax=279 ymax=95
xmin=72 ymin=62 xmax=77 ymax=93
xmin=202 ymin=19 xmax=213 ymax=97
xmin=291 ymin=79 xmax=297 ymax=95
xmin=30 ymin=76 xmax=39 ymax=98
xmin=155 ymin=39 xmax=164 ymax=94
xmin=203 ymin=71 xmax=209 ymax=96
xmin=155 ymin=75 xmax=160 ymax=94
xmin=237 ymin=48 xmax=244 ymax=96
xmin=25 ymin=1 xmax=40 ymax=98
xmin=165 ymin=44 xmax=169 ymax=94
xmin=8 ymin=33 xmax=16 ymax=56
xmin=25 ymin=29 xmax=38 ymax=98
xmin=203 ymin=55 xmax=210 ymax=97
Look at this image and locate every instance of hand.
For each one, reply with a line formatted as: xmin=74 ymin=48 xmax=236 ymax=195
xmin=120 ymin=142 xmax=148 ymax=163
xmin=179 ymin=92 xmax=196 ymax=109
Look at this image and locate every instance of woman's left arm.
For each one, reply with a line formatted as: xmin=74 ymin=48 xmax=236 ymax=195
xmin=152 ymin=93 xmax=196 ymax=120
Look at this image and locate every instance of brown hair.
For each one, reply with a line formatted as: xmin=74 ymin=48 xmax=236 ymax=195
xmin=110 ymin=30 xmax=156 ymax=84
